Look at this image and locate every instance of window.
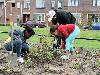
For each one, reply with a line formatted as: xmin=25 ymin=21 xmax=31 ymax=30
xmin=93 ymin=0 xmax=100 ymax=6
xmin=33 ymin=13 xmax=45 ymax=22
xmin=12 ymin=3 xmax=15 ymax=7
xmin=24 ymin=0 xmax=30 ymax=8
xmin=36 ymin=0 xmax=45 ymax=8
xmin=68 ymin=0 xmax=79 ymax=6
xmin=72 ymin=13 xmax=81 ymax=23
xmin=17 ymin=2 xmax=20 ymax=8
xmin=88 ymin=14 xmax=99 ymax=22
xmin=51 ymin=1 xmax=55 ymax=8
xmin=42 ymin=14 xmax=44 ymax=21
xmin=58 ymin=1 xmax=62 ymax=8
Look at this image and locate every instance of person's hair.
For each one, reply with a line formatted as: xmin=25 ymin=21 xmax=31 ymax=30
xmin=24 ymin=27 xmax=35 ymax=37
xmin=51 ymin=17 xmax=58 ymax=25
xmin=52 ymin=10 xmax=76 ymax=24
xmin=54 ymin=9 xmax=58 ymax=12
xmin=50 ymin=25 xmax=58 ymax=34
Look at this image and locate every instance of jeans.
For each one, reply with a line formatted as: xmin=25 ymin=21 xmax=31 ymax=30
xmin=4 ymin=39 xmax=29 ymax=57
xmin=65 ymin=25 xmax=80 ymax=51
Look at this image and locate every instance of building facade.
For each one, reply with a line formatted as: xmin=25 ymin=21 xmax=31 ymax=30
xmin=0 ymin=0 xmax=100 ymax=26
xmin=64 ymin=0 xmax=100 ymax=24
xmin=0 ymin=1 xmax=4 ymax=23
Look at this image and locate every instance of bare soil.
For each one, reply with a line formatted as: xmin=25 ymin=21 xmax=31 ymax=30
xmin=0 ymin=46 xmax=100 ymax=75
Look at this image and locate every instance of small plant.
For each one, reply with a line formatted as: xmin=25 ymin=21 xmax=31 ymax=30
xmin=28 ymin=36 xmax=58 ymax=63
xmin=95 ymin=59 xmax=100 ymax=68
xmin=72 ymin=62 xmax=81 ymax=69
xmin=0 ymin=67 xmax=22 ymax=75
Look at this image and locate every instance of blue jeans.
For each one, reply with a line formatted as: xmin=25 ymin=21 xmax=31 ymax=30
xmin=4 ymin=39 xmax=29 ymax=57
xmin=65 ymin=25 xmax=80 ymax=51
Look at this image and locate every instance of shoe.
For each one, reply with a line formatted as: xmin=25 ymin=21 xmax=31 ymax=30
xmin=17 ymin=57 xmax=24 ymax=63
xmin=9 ymin=51 xmax=16 ymax=55
xmin=70 ymin=51 xmax=73 ymax=55
xmin=58 ymin=51 xmax=61 ymax=54
xmin=9 ymin=51 xmax=13 ymax=55
xmin=60 ymin=52 xmax=72 ymax=60
xmin=60 ymin=55 xmax=69 ymax=60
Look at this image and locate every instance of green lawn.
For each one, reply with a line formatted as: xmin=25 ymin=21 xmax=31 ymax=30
xmin=74 ymin=30 xmax=100 ymax=48
xmin=0 ymin=26 xmax=100 ymax=48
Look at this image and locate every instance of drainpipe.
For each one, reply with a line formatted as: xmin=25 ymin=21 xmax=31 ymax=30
xmin=20 ymin=1 xmax=23 ymax=22
xmin=4 ymin=0 xmax=6 ymax=25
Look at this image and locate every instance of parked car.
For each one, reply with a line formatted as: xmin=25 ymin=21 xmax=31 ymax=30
xmin=83 ymin=22 xmax=100 ymax=30
xmin=20 ymin=21 xmax=46 ymax=28
xmin=82 ymin=24 xmax=89 ymax=29
xmin=92 ymin=22 xmax=100 ymax=30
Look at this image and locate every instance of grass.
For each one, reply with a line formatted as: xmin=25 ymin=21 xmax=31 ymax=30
xmin=75 ymin=39 xmax=100 ymax=48
xmin=79 ymin=30 xmax=100 ymax=38
xmin=0 ymin=26 xmax=100 ymax=48
xmin=74 ymin=30 xmax=100 ymax=48
xmin=0 ymin=25 xmax=24 ymax=40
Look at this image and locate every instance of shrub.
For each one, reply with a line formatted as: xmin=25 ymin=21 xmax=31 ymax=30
xmin=0 ymin=24 xmax=10 ymax=26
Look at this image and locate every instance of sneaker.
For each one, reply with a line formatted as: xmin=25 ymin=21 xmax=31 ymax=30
xmin=60 ymin=55 xmax=69 ymax=60
xmin=60 ymin=53 xmax=72 ymax=60
xmin=9 ymin=51 xmax=16 ymax=55
xmin=9 ymin=51 xmax=13 ymax=55
xmin=17 ymin=57 xmax=24 ymax=63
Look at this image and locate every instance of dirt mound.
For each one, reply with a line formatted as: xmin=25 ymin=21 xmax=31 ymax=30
xmin=0 ymin=47 xmax=100 ymax=75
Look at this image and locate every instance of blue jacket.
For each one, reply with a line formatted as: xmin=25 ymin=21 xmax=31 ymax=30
xmin=8 ymin=29 xmax=26 ymax=43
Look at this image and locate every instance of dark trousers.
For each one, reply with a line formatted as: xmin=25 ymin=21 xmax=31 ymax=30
xmin=53 ymin=36 xmax=61 ymax=49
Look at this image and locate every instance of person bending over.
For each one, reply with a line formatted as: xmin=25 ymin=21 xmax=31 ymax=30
xmin=4 ymin=27 xmax=35 ymax=63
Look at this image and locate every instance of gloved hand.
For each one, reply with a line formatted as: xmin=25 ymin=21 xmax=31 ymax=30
xmin=53 ymin=40 xmax=57 ymax=44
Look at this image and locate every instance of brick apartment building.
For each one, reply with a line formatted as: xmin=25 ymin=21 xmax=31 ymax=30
xmin=64 ymin=0 xmax=100 ymax=24
xmin=0 ymin=0 xmax=100 ymax=26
